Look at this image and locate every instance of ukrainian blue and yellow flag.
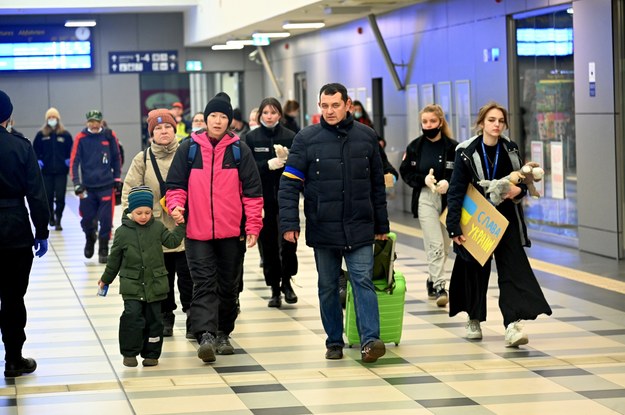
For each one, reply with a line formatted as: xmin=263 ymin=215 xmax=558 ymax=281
xmin=283 ymin=166 xmax=304 ymax=182
xmin=461 ymin=193 xmax=477 ymax=226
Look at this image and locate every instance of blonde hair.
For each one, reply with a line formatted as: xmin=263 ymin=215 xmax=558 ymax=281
xmin=475 ymin=101 xmax=508 ymax=134
xmin=419 ymin=104 xmax=453 ymax=138
xmin=41 ymin=107 xmax=67 ymax=135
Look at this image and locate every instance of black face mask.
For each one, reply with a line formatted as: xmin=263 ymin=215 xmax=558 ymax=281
xmin=422 ymin=127 xmax=441 ymax=139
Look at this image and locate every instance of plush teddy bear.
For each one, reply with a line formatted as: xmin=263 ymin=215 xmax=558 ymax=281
xmin=478 ymin=162 xmax=543 ymax=205
xmin=478 ymin=177 xmax=513 ymax=205
xmin=520 ymin=161 xmax=544 ymax=199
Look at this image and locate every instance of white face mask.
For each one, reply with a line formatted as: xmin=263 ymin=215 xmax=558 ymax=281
xmin=6 ymin=123 xmax=12 ymax=132
xmin=260 ymin=119 xmax=279 ymax=129
xmin=48 ymin=118 xmax=58 ymax=128
xmin=192 ymin=126 xmax=203 ymax=132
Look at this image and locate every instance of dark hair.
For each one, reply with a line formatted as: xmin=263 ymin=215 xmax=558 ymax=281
xmin=319 ymin=83 xmax=348 ymax=102
xmin=283 ymin=99 xmax=300 ymax=113
xmin=257 ymin=97 xmax=283 ymax=124
xmin=352 ymin=100 xmax=371 ymax=120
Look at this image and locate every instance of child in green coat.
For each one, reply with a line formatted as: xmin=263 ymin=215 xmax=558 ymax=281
xmin=98 ymin=186 xmax=186 ymax=367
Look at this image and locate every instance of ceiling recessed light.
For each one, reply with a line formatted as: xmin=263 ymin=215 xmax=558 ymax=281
xmin=226 ymin=39 xmax=255 ymax=46
xmin=282 ymin=21 xmax=325 ymax=30
xmin=253 ymin=32 xmax=291 ymax=38
xmin=211 ymin=44 xmax=244 ymax=50
xmin=65 ymin=20 xmax=96 ymax=27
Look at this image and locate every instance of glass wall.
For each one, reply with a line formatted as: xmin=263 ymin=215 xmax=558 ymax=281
xmin=512 ymin=5 xmax=577 ymax=242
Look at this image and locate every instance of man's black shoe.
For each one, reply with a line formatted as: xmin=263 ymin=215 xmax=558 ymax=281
xmin=197 ymin=332 xmax=216 ymax=362
xmin=325 ymin=345 xmax=343 ymax=360
xmin=4 ymin=357 xmax=37 ymax=378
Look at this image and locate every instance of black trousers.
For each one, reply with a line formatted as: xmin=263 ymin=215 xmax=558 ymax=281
xmin=449 ymin=220 xmax=553 ymax=327
xmin=258 ymin=212 xmax=298 ymax=287
xmin=43 ymin=173 xmax=68 ymax=219
xmin=0 ymin=248 xmax=33 ymax=362
xmin=119 ymin=300 xmax=163 ymax=359
xmin=162 ymin=251 xmax=193 ymax=313
xmin=186 ymin=237 xmax=243 ymax=337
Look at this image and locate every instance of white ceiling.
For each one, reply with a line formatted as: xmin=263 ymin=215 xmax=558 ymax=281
xmin=0 ymin=0 xmax=425 ymax=47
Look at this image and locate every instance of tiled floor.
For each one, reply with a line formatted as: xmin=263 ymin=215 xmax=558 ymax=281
xmin=1 ymin=195 xmax=625 ymax=414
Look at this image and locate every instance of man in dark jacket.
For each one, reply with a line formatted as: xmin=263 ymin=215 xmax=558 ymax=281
xmin=0 ymin=90 xmax=50 ymax=378
xmin=278 ymin=83 xmax=390 ymax=363
xmin=70 ymin=110 xmax=122 ymax=263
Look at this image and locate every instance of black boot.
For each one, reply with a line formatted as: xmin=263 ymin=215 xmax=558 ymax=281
xmin=48 ymin=217 xmax=55 ymax=227
xmin=84 ymin=232 xmax=97 ymax=258
xmin=54 ymin=214 xmax=63 ymax=231
xmin=281 ymin=279 xmax=298 ymax=304
xmin=162 ymin=311 xmax=175 ymax=337
xmin=98 ymin=237 xmax=109 ymax=264
xmin=268 ymin=286 xmax=281 ymax=308
xmin=4 ymin=357 xmax=37 ymax=378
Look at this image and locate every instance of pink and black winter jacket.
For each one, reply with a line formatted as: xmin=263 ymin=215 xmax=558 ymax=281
xmin=165 ymin=131 xmax=263 ymax=241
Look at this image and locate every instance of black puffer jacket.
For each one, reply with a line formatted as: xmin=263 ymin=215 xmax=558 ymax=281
xmin=278 ymin=115 xmax=389 ymax=250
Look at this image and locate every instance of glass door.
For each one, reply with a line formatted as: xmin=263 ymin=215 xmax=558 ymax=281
xmin=511 ymin=5 xmax=577 ymax=242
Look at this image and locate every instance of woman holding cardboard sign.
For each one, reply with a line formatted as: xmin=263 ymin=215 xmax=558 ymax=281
xmin=445 ymin=101 xmax=551 ymax=347
xmin=400 ymin=104 xmax=458 ymax=307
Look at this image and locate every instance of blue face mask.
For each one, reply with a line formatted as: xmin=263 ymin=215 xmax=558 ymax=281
xmin=354 ymin=111 xmax=362 ymax=119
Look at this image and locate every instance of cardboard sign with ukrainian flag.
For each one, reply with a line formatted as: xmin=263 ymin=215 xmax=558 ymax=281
xmin=441 ymin=184 xmax=509 ymax=266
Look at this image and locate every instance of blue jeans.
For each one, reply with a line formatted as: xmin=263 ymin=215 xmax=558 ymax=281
xmin=314 ymin=245 xmax=380 ymax=348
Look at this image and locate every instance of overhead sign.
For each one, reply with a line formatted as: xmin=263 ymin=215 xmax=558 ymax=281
xmin=109 ymin=50 xmax=178 ymax=73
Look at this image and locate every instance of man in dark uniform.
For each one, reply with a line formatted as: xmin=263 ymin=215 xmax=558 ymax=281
xmin=70 ymin=110 xmax=122 ymax=264
xmin=0 ymin=90 xmax=50 ymax=378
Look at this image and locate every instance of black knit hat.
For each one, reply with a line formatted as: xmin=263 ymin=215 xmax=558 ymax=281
xmin=0 ymin=90 xmax=13 ymax=124
xmin=204 ymin=92 xmax=233 ymax=126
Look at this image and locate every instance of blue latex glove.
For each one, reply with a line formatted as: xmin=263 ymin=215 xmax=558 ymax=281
xmin=65 ymin=158 xmax=70 ymax=167
xmin=38 ymin=160 xmax=44 ymax=169
xmin=34 ymin=239 xmax=48 ymax=257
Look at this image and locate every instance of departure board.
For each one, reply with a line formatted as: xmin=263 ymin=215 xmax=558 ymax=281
xmin=0 ymin=25 xmax=93 ymax=72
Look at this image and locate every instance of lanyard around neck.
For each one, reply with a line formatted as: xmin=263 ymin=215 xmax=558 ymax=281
xmin=481 ymin=139 xmax=500 ymax=180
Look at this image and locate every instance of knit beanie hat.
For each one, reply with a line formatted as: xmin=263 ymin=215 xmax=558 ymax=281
xmin=147 ymin=109 xmax=177 ymax=136
xmin=204 ymin=92 xmax=233 ymax=126
xmin=0 ymin=90 xmax=13 ymax=124
xmin=45 ymin=107 xmax=61 ymax=120
xmin=128 ymin=186 xmax=154 ymax=212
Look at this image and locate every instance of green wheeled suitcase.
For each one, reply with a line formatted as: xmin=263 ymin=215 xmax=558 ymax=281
xmin=345 ymin=272 xmax=406 ymax=347
xmin=344 ymin=233 xmax=406 ymax=347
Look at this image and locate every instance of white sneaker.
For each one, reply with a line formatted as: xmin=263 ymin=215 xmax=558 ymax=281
xmin=505 ymin=321 xmax=529 ymax=347
xmin=466 ymin=319 xmax=482 ymax=340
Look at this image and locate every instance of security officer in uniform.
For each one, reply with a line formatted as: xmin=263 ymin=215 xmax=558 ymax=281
xmin=0 ymin=90 xmax=50 ymax=378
